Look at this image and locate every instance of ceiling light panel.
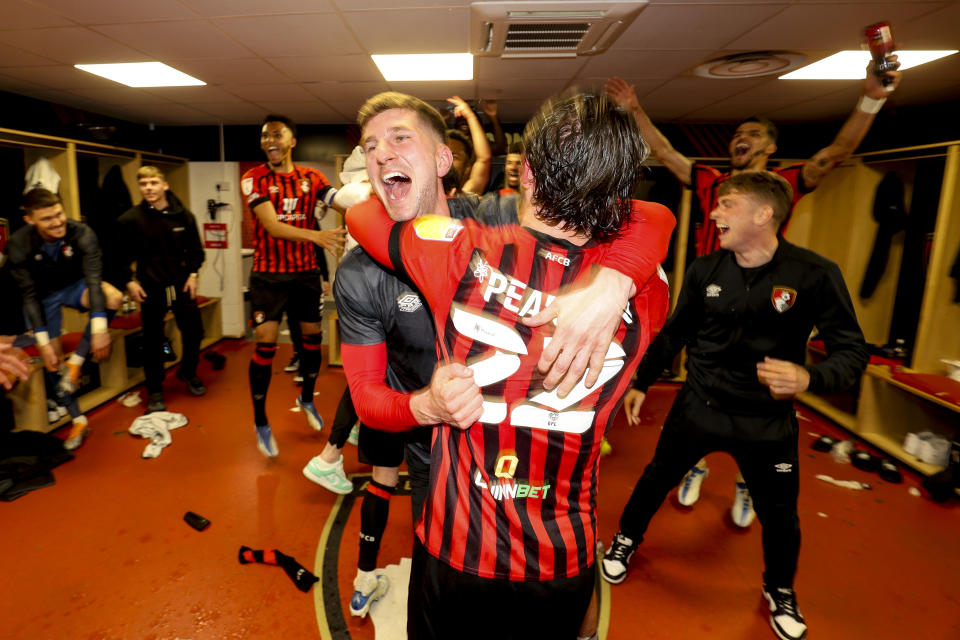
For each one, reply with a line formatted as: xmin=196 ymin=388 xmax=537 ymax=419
xmin=75 ymin=62 xmax=206 ymax=87
xmin=780 ymin=50 xmax=958 ymax=80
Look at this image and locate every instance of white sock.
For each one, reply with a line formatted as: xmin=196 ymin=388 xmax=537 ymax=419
xmin=354 ymin=569 xmax=378 ymax=592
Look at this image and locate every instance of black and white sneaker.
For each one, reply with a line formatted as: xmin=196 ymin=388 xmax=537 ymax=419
xmin=284 ymin=356 xmax=300 ymax=373
xmin=762 ymin=585 xmax=807 ymax=640
xmin=147 ymin=392 xmax=167 ymax=413
xmin=600 ymin=532 xmax=637 ymax=584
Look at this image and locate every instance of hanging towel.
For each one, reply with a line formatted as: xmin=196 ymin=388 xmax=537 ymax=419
xmin=23 ymin=157 xmax=61 ymax=194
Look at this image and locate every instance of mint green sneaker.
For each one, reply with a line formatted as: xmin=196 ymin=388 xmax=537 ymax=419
xmin=303 ymin=454 xmax=352 ymax=494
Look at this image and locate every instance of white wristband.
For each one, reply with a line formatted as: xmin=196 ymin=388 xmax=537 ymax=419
xmin=35 ymin=330 xmax=50 ymax=347
xmin=858 ymin=95 xmax=886 ymax=114
xmin=91 ymin=316 xmax=108 ymax=334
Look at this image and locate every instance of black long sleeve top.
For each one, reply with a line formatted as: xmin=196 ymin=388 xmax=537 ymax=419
xmin=117 ymin=191 xmax=205 ymax=289
xmin=634 ymin=239 xmax=869 ymax=417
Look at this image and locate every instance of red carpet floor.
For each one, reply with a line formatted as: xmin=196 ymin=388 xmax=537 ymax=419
xmin=2 ymin=338 xmax=958 ymax=639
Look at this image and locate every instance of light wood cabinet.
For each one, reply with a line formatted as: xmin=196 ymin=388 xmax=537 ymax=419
xmin=0 ymin=126 xmax=225 ymax=432
xmin=786 ymin=142 xmax=960 ymax=476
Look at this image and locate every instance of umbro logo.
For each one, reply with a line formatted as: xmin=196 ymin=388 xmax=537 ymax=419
xmin=775 ymin=463 xmax=793 ymax=473
xmin=397 ymin=293 xmax=422 ymax=313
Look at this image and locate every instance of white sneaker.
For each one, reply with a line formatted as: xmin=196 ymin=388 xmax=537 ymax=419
xmin=303 ymin=454 xmax=353 ymax=494
xmin=350 ymin=570 xmax=388 ymax=618
xmin=255 ymin=424 xmax=279 ymax=458
xmin=731 ymin=481 xmax=756 ymax=527
xmin=63 ymin=416 xmax=89 ymax=451
xmin=677 ymin=465 xmax=709 ymax=506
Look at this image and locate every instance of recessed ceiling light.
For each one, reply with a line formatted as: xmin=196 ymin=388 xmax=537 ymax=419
xmin=74 ymin=62 xmax=206 ymax=87
xmin=780 ymin=50 xmax=957 ymax=80
xmin=371 ymin=53 xmax=473 ymax=82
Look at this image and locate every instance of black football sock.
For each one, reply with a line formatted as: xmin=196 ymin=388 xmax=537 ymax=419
xmin=299 ymin=331 xmax=322 ymax=402
xmin=249 ymin=342 xmax=276 ymax=426
xmin=238 ymin=546 xmax=318 ymax=593
xmin=358 ymin=479 xmax=395 ymax=572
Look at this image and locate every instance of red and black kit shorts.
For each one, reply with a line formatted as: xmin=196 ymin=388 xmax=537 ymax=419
xmin=249 ymin=270 xmax=323 ymax=326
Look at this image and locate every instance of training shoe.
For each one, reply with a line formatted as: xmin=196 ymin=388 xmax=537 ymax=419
xmin=731 ymin=481 xmax=756 ymax=527
xmin=297 ymin=397 xmax=324 ymax=431
xmin=47 ymin=399 xmax=67 ymax=423
xmin=677 ymin=465 xmax=709 ymax=506
xmin=147 ymin=393 xmax=167 ymax=413
xmin=347 ymin=422 xmax=360 ymax=446
xmin=175 ymin=370 xmax=207 ymax=396
xmin=284 ymin=356 xmax=300 ymax=373
xmin=255 ymin=424 xmax=279 ymax=458
xmin=600 ymin=532 xmax=637 ymax=584
xmin=350 ymin=571 xmax=389 ymax=618
xmin=303 ymin=454 xmax=353 ymax=494
xmin=63 ymin=417 xmax=89 ymax=451
xmin=762 ymin=585 xmax=807 ymax=640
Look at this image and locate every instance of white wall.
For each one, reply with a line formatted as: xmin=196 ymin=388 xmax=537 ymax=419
xmin=186 ymin=160 xmax=345 ymax=339
xmin=188 ymin=162 xmax=246 ymax=337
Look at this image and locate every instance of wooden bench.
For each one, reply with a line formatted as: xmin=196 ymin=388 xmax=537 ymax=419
xmin=9 ymin=297 xmax=222 ymax=433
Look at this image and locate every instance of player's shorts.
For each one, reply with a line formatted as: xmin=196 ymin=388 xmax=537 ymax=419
xmin=407 ymin=537 xmax=594 ymax=639
xmin=38 ymin=278 xmax=88 ymax=338
xmin=249 ymin=270 xmax=323 ymax=326
xmin=357 ymin=423 xmax=407 ymax=468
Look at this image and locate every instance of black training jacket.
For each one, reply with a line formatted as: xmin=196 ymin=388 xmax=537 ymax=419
xmin=117 ymin=191 xmax=205 ymax=290
xmin=634 ymin=239 xmax=869 ymax=417
xmin=7 ymin=219 xmax=106 ymax=331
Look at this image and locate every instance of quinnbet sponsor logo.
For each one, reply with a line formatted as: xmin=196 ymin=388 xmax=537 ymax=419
xmin=473 ymin=449 xmax=551 ymax=501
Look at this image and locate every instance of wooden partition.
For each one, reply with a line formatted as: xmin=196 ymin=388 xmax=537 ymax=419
xmin=787 ymin=142 xmax=960 ymax=478
xmin=914 ymin=144 xmax=960 ymax=373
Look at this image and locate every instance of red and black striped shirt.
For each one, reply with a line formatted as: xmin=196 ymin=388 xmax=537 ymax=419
xmin=348 ymin=198 xmax=674 ymax=582
xmin=241 ymin=164 xmax=335 ymax=273
xmin=692 ymin=163 xmax=809 ymax=256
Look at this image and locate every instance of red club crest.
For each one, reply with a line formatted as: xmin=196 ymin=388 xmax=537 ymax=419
xmin=771 ymin=286 xmax=797 ymax=313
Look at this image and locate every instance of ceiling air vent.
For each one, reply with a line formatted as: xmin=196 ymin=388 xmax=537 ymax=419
xmin=692 ymin=51 xmax=809 ymax=78
xmin=472 ymin=1 xmax=647 ymax=58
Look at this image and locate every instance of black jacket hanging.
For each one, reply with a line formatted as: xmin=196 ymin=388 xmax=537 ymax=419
xmin=860 ymin=171 xmax=907 ymax=299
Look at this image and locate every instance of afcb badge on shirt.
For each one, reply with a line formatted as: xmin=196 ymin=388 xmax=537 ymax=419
xmin=771 ymin=286 xmax=797 ymax=313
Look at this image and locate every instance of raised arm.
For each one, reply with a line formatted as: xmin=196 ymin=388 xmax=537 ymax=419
xmin=802 ymin=60 xmax=902 ymax=189
xmin=606 ymin=76 xmax=693 ymax=186
xmin=449 ymin=96 xmax=492 ymax=195
xmin=480 ymin=99 xmax=507 ymax=156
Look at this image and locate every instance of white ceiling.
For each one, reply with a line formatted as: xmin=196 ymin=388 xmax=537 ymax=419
xmin=0 ymin=0 xmax=958 ymax=126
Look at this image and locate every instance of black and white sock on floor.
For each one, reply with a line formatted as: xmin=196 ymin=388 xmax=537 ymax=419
xmin=238 ymin=546 xmax=318 ymax=593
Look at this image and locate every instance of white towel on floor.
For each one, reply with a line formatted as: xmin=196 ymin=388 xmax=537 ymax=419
xmin=128 ymin=411 xmax=189 ymax=458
